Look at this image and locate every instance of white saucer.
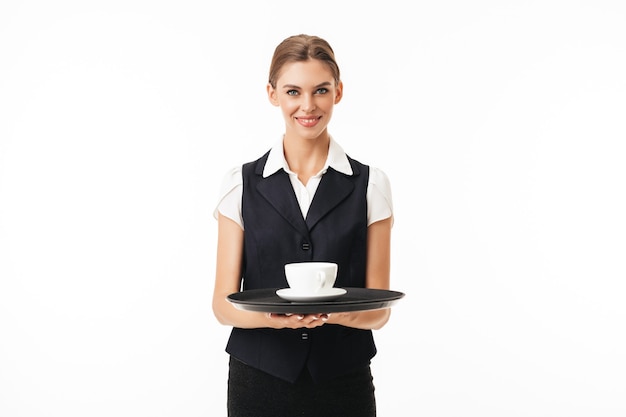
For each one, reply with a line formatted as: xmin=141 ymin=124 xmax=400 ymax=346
xmin=276 ymin=287 xmax=347 ymax=302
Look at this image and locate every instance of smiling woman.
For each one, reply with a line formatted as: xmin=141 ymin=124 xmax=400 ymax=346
xmin=211 ymin=34 xmax=394 ymax=417
xmin=268 ymin=59 xmax=342 ymax=150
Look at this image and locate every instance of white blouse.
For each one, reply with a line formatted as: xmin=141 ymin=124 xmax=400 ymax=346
xmin=214 ymin=137 xmax=393 ymax=230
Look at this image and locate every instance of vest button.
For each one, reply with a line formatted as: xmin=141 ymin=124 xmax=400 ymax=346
xmin=301 ymin=242 xmax=310 ymax=250
xmin=301 ymin=332 xmax=308 ymax=340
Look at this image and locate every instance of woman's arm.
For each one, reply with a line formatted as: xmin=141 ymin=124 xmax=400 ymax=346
xmin=326 ymin=216 xmax=393 ymax=330
xmin=213 ymin=213 xmax=393 ymax=331
xmin=212 ymin=214 xmax=265 ymax=328
xmin=212 ymin=214 xmax=328 ymax=329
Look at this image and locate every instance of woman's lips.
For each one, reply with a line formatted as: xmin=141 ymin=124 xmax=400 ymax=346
xmin=295 ymin=116 xmax=321 ymax=128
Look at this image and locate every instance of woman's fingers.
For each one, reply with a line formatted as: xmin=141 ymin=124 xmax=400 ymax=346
xmin=266 ymin=313 xmax=331 ymax=328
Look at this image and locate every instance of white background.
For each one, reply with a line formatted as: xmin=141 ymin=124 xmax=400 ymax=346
xmin=1 ymin=1 xmax=625 ymax=416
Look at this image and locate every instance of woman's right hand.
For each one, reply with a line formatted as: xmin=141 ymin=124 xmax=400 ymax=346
xmin=266 ymin=313 xmax=330 ymax=329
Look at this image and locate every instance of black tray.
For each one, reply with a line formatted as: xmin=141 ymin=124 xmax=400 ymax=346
xmin=227 ymin=287 xmax=405 ymax=314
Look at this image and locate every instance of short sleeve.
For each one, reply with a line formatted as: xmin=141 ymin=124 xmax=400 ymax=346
xmin=367 ymin=167 xmax=393 ymax=226
xmin=214 ymin=166 xmax=244 ymax=229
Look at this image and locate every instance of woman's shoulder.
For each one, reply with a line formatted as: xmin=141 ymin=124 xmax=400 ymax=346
xmin=218 ymin=166 xmax=243 ymax=195
xmin=214 ymin=166 xmax=243 ymax=222
xmin=369 ymin=166 xmax=391 ymax=186
xmin=220 ymin=147 xmax=272 ymax=187
xmin=346 ymin=155 xmax=389 ymax=180
xmin=367 ymin=165 xmax=393 ymax=210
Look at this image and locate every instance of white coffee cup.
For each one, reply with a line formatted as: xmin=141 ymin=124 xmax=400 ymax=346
xmin=284 ymin=262 xmax=338 ymax=294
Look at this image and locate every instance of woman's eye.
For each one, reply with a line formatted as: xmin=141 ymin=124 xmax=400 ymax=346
xmin=286 ymin=90 xmax=299 ymax=96
xmin=316 ymin=88 xmax=328 ymax=94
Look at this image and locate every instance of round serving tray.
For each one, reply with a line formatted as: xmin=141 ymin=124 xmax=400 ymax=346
xmin=227 ymin=287 xmax=405 ymax=314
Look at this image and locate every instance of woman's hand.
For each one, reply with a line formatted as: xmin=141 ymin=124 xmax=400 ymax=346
xmin=266 ymin=313 xmax=330 ymax=329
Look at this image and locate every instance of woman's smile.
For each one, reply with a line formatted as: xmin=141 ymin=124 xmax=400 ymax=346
xmin=295 ymin=115 xmax=322 ymax=128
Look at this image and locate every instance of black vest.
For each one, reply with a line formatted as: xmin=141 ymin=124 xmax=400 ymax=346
xmin=225 ymin=150 xmax=377 ymax=383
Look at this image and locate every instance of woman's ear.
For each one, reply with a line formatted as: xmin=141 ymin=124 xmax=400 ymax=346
xmin=267 ymin=83 xmax=279 ymax=106
xmin=334 ymin=81 xmax=343 ymax=104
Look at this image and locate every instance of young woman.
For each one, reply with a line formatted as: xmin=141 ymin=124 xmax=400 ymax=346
xmin=213 ymin=34 xmax=394 ymax=417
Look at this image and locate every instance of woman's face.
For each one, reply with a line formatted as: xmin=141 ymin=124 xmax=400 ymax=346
xmin=267 ymin=59 xmax=343 ymax=141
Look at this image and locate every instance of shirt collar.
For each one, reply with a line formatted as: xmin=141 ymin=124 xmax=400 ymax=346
xmin=263 ymin=136 xmax=353 ymax=178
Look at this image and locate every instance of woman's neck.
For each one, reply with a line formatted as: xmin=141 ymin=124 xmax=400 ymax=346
xmin=283 ymin=133 xmax=330 ymax=185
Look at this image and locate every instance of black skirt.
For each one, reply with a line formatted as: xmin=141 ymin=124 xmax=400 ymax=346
xmin=227 ymin=356 xmax=377 ymax=417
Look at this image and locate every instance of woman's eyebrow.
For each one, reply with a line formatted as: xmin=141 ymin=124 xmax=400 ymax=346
xmin=281 ymin=81 xmax=332 ymax=90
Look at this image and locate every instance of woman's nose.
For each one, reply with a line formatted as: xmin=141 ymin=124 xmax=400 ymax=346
xmin=300 ymin=95 xmax=316 ymax=113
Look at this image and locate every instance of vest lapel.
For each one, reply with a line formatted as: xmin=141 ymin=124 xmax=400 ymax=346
xmin=305 ymin=167 xmax=356 ymax=230
xmin=256 ymin=170 xmax=310 ymax=236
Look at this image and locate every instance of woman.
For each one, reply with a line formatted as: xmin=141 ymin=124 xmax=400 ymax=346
xmin=213 ymin=34 xmax=394 ymax=417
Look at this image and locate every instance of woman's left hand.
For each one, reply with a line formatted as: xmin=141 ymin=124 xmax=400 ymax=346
xmin=266 ymin=313 xmax=330 ymax=329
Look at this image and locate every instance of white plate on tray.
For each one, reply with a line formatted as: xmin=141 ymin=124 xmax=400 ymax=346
xmin=276 ymin=287 xmax=347 ymax=302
